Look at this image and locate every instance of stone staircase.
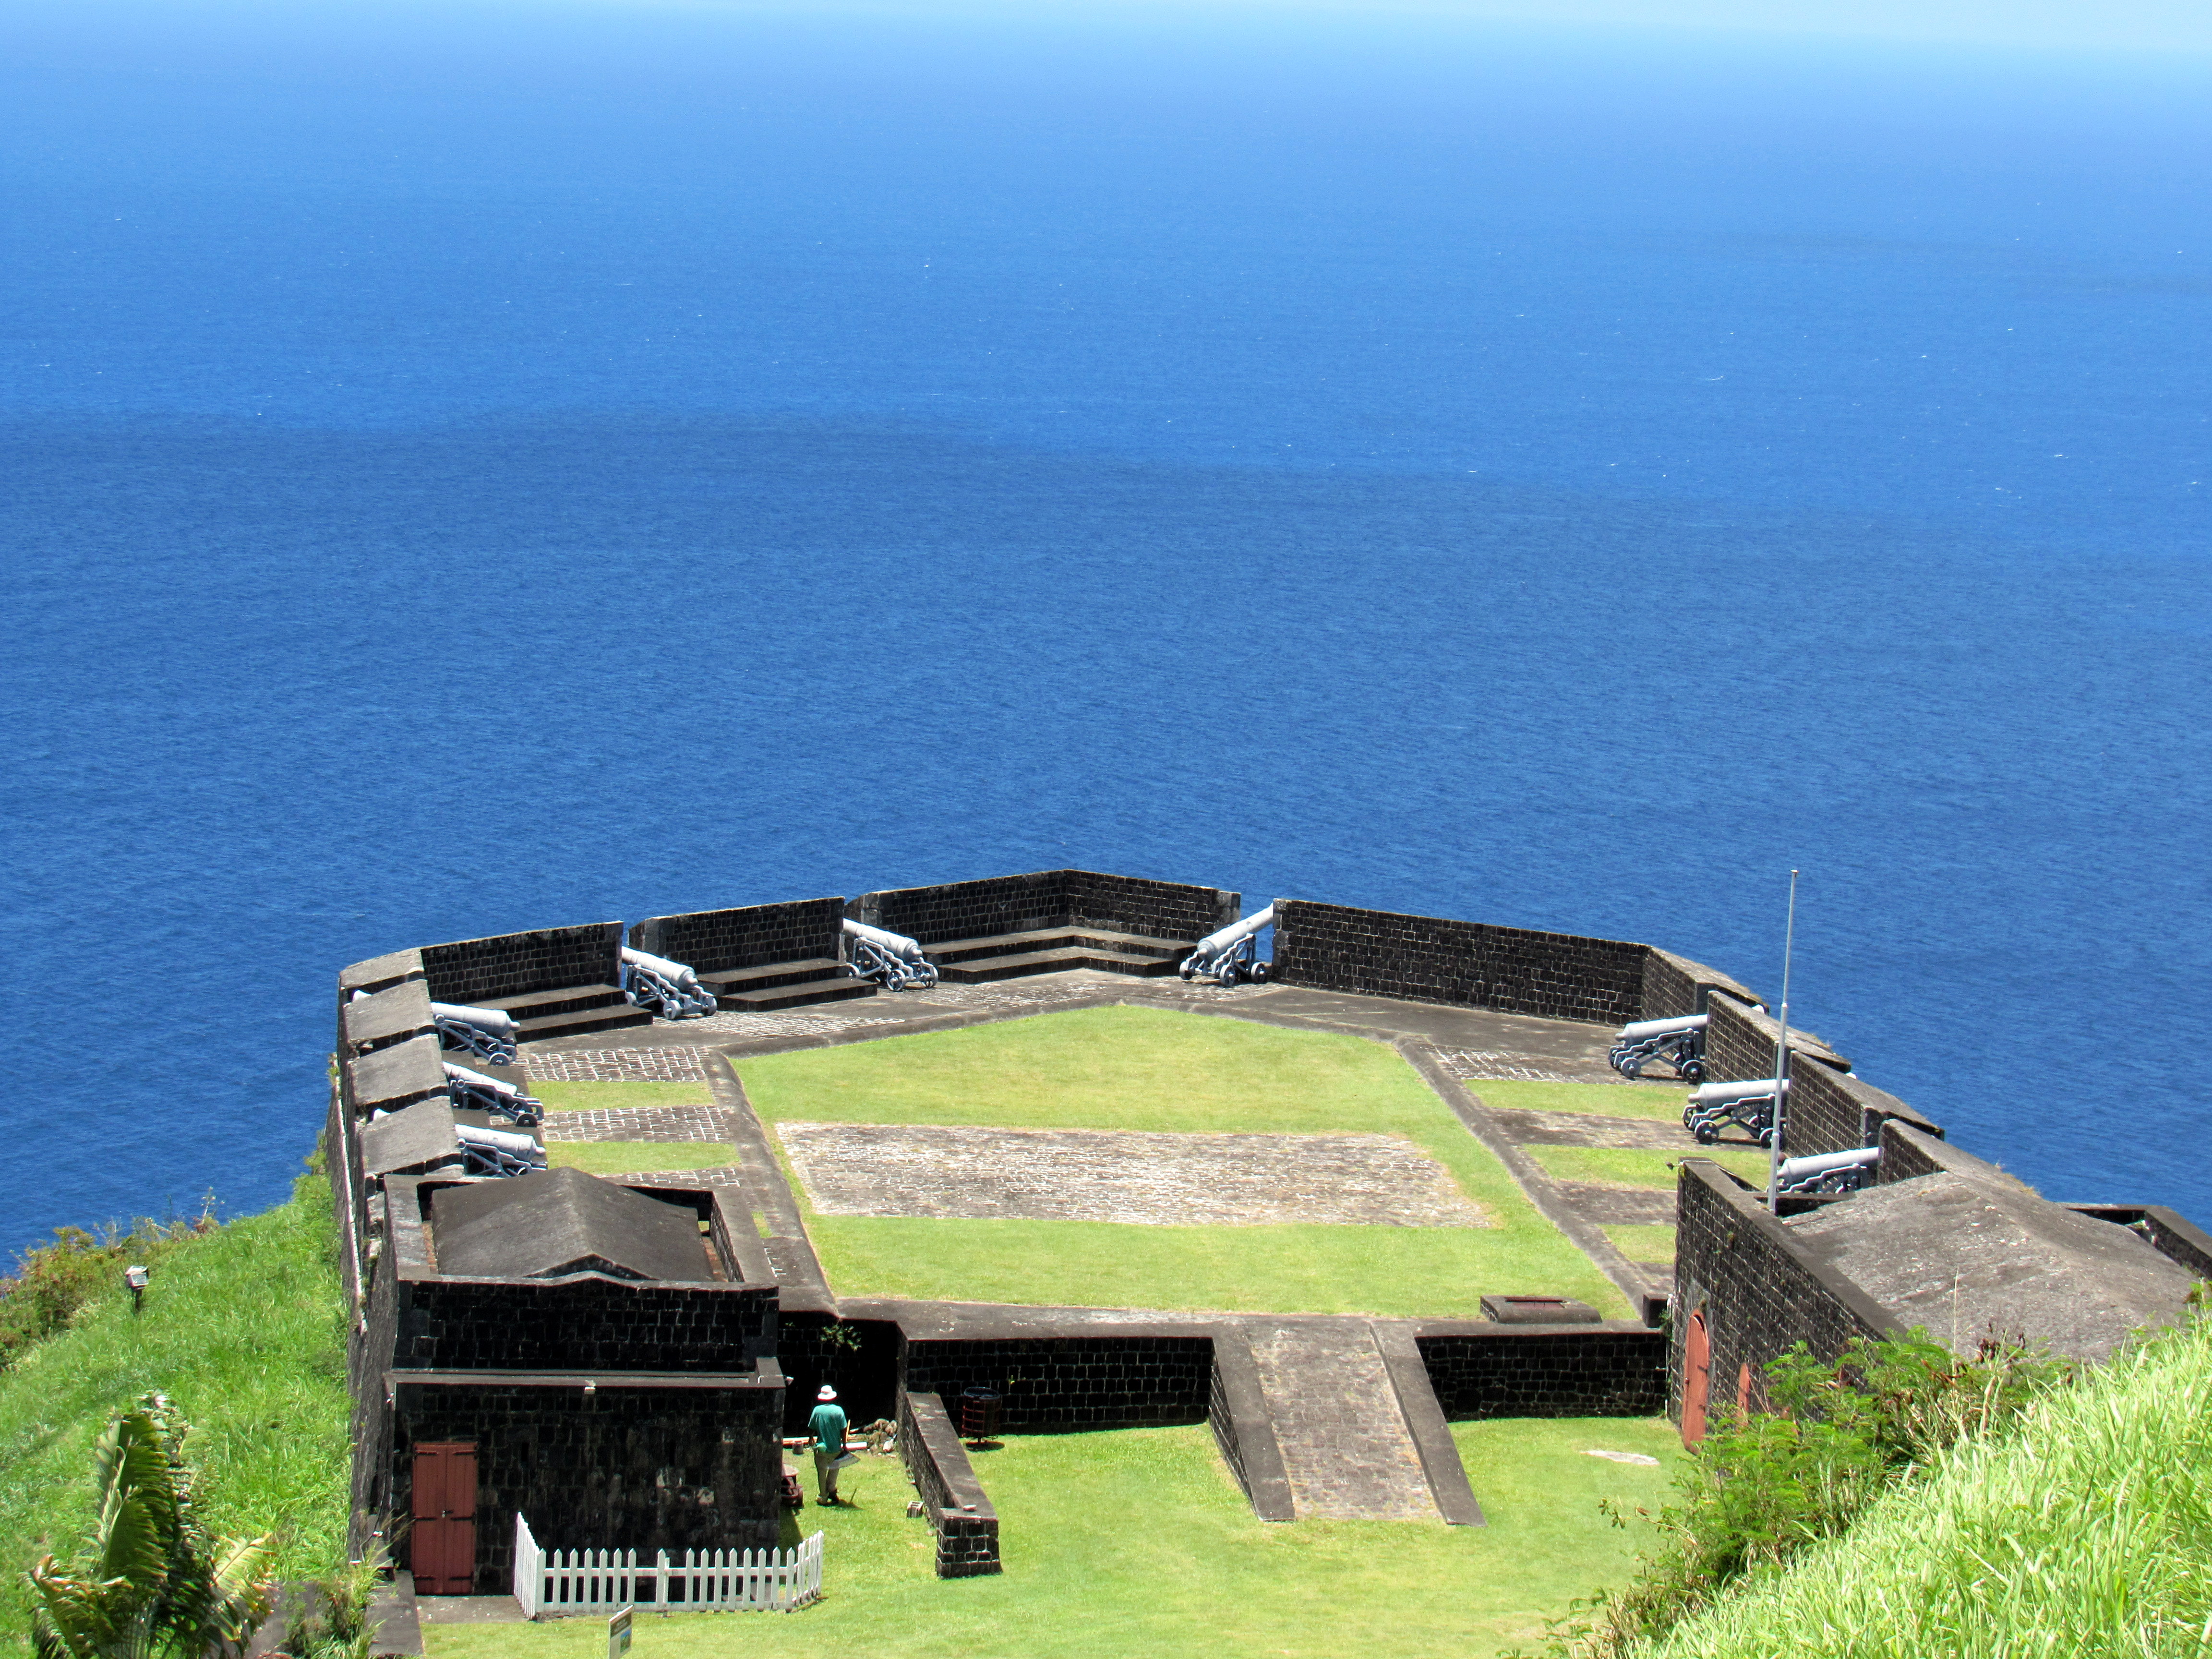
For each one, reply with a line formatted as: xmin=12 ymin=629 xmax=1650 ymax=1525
xmin=927 ymin=926 xmax=1190 ymax=984
xmin=473 ymin=983 xmax=652 ymax=1044
xmin=700 ymin=957 xmax=879 ymax=1012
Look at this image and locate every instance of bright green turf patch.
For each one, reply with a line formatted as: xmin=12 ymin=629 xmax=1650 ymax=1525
xmin=532 ymin=1080 xmax=713 ymax=1111
xmin=545 ymin=1142 xmax=738 ymax=1175
xmin=0 ymin=1174 xmax=349 ymax=1655
xmin=740 ymin=1006 xmax=1623 ymax=1317
xmin=1602 ymin=1223 xmax=1677 ymax=1262
xmin=1528 ymin=1144 xmax=1768 ymax=1190
xmin=1470 ymin=1078 xmax=1689 ymax=1123
xmin=421 ymin=1418 xmax=1679 ymax=1659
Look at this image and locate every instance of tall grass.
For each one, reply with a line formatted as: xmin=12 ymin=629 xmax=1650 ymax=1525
xmin=0 ymin=1170 xmax=350 ymax=1653
xmin=1640 ymin=1312 xmax=2212 ymax=1658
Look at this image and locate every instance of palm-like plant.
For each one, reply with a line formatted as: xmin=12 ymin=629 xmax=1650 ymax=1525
xmin=29 ymin=1394 xmax=274 ymax=1659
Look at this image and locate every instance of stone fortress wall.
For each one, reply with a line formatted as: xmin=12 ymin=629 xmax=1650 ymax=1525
xmin=332 ymin=865 xmax=2211 ymax=1582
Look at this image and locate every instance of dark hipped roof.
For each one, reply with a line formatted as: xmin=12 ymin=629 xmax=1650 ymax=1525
xmin=360 ymin=1099 xmax=462 ymax=1179
xmin=432 ymin=1166 xmax=709 ymax=1282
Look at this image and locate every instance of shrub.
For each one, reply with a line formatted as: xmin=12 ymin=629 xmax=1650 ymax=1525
xmin=0 ymin=1206 xmax=218 ymax=1369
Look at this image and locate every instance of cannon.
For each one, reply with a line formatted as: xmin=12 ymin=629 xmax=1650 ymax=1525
xmin=621 ymin=946 xmax=718 ymax=1020
xmin=1179 ymin=905 xmax=1273 ymax=988
xmin=1609 ymin=1013 xmax=1707 ymax=1081
xmin=431 ymin=1001 xmax=520 ymax=1067
xmin=443 ymin=1062 xmax=545 ymax=1128
xmin=1775 ymin=1146 xmax=1879 ymax=1197
xmin=456 ymin=1122 xmax=547 ymax=1178
xmin=1683 ymin=1077 xmax=1788 ymax=1147
xmin=842 ymin=918 xmax=938 ymax=991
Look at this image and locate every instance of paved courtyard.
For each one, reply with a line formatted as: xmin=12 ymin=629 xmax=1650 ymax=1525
xmin=774 ymin=1122 xmax=1491 ymax=1228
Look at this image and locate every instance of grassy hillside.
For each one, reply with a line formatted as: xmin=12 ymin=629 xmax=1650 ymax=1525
xmin=1638 ymin=1311 xmax=2212 ymax=1658
xmin=0 ymin=1171 xmax=350 ymax=1652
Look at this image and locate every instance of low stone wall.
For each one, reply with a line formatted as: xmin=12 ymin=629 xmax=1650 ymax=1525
xmin=1702 ymin=995 xmax=1944 ymax=1157
xmin=899 ymin=1331 xmax=1214 ymax=1430
xmin=1415 ymin=1324 xmax=1667 ymax=1418
xmin=1669 ymin=1161 xmax=1902 ymax=1426
xmin=630 ymin=898 xmax=845 ymax=977
xmin=1271 ymin=899 xmax=1647 ymax=1023
xmin=898 ymin=1392 xmax=1001 ymax=1577
xmin=420 ymin=923 xmax=624 ymax=1006
xmin=851 ymin=869 xmax=1237 ymax=949
xmin=1206 ymin=1331 xmax=1293 ymax=1521
xmin=1640 ymin=948 xmax=1761 ymax=1022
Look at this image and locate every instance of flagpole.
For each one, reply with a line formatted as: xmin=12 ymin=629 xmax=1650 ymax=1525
xmin=1766 ymin=870 xmax=1799 ymax=1212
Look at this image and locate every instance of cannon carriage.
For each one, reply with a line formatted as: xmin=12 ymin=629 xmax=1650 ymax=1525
xmin=1774 ymin=1146 xmax=1880 ymax=1197
xmin=621 ymin=946 xmax=718 ymax=1020
xmin=432 ymin=1001 xmax=520 ymax=1067
xmin=443 ymin=1061 xmax=546 ymax=1128
xmin=842 ymin=918 xmax=939 ymax=991
xmin=1683 ymin=1077 xmax=1787 ymax=1147
xmin=1178 ymin=905 xmax=1273 ymax=988
xmin=1609 ymin=1012 xmax=1707 ymax=1081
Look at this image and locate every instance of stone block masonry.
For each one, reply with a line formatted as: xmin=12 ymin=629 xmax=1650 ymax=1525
xmin=629 ymin=898 xmax=845 ymax=977
xmin=1415 ymin=1324 xmax=1667 ymax=1419
xmin=1669 ymin=1160 xmax=1901 ymax=1425
xmin=421 ymin=923 xmax=625 ymax=1006
xmin=850 ymin=869 xmax=1238 ymax=949
xmin=1703 ymin=996 xmax=1944 ymax=1157
xmin=1272 ymin=898 xmax=1647 ymax=1023
xmin=1639 ymin=947 xmax=1762 ymax=1022
xmin=901 ymin=1332 xmax=1215 ymax=1430
xmin=898 ymin=1392 xmax=1001 ymax=1577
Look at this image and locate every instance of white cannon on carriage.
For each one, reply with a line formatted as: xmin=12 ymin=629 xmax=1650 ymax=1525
xmin=431 ymin=1001 xmax=520 ymax=1067
xmin=443 ymin=1061 xmax=546 ymax=1128
xmin=1178 ymin=905 xmax=1274 ymax=988
xmin=1609 ymin=1012 xmax=1707 ymax=1081
xmin=621 ymin=946 xmax=718 ymax=1020
xmin=842 ymin=918 xmax=939 ymax=991
xmin=456 ymin=1121 xmax=548 ymax=1178
xmin=1683 ymin=1076 xmax=1788 ymax=1147
xmin=1774 ymin=1146 xmax=1879 ymax=1197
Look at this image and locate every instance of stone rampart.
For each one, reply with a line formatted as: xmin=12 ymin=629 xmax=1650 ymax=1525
xmin=897 ymin=1391 xmax=1001 ymax=1577
xmin=629 ymin=898 xmax=845 ymax=977
xmin=850 ymin=869 xmax=1237 ymax=947
xmin=420 ymin=923 xmax=624 ymax=1005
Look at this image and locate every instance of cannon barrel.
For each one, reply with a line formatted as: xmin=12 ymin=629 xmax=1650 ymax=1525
xmin=1181 ymin=905 xmax=1274 ymax=982
xmin=1689 ymin=1077 xmax=1788 ymax=1106
xmin=431 ymin=1002 xmax=519 ymax=1038
xmin=842 ymin=918 xmax=928 ymax=962
xmin=622 ymin=946 xmax=703 ymax=989
xmin=445 ymin=1061 xmax=529 ymax=1098
xmin=1777 ymin=1147 xmax=1879 ymax=1182
xmin=456 ymin=1123 xmax=544 ymax=1161
xmin=1191 ymin=905 xmax=1274 ymax=963
xmin=1617 ymin=1013 xmax=1707 ymax=1042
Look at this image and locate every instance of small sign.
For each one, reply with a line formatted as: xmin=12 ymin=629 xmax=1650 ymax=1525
xmin=608 ymin=1606 xmax=632 ymax=1659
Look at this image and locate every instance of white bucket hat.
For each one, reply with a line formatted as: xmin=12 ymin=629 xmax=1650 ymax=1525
xmin=817 ymin=1384 xmax=838 ymax=1401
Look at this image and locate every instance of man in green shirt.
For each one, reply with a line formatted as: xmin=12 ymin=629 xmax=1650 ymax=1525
xmin=808 ymin=1384 xmax=849 ymax=1505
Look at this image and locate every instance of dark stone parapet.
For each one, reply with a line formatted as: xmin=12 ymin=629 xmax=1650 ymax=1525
xmin=898 ymin=1392 xmax=1001 ymax=1577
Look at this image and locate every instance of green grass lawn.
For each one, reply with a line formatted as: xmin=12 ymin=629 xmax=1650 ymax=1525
xmin=533 ymin=1081 xmax=713 ymax=1112
xmin=1526 ymin=1144 xmax=1768 ymax=1189
xmin=545 ymin=1142 xmax=739 ymax=1176
xmin=423 ymin=1416 xmax=1680 ymax=1659
xmin=0 ymin=1173 xmax=349 ymax=1655
xmin=735 ymin=1006 xmax=1624 ymax=1318
xmin=1602 ymin=1224 xmax=1677 ymax=1263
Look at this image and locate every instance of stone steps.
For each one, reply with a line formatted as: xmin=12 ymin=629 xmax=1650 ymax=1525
xmin=472 ymin=984 xmax=654 ymax=1043
xmin=701 ymin=957 xmax=878 ymax=1011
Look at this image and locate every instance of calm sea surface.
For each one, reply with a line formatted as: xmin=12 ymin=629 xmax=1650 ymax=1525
xmin=2 ymin=2 xmax=2208 ymax=1255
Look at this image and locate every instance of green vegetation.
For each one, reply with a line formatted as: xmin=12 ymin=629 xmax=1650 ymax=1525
xmin=1 ymin=1214 xmax=218 ymax=1369
xmin=532 ymin=1081 xmax=711 ymax=1112
xmin=1599 ymin=1225 xmax=1676 ymax=1264
xmin=1524 ymin=1145 xmax=1766 ymax=1190
xmin=1471 ymin=1080 xmax=1685 ymax=1124
xmin=1532 ymin=1330 xmax=2073 ymax=1658
xmin=738 ymin=1006 xmax=1624 ymax=1317
xmin=544 ymin=1143 xmax=737 ymax=1176
xmin=0 ymin=1173 xmax=349 ymax=1656
xmin=1635 ymin=1315 xmax=2211 ymax=1659
xmin=30 ymin=1395 xmax=274 ymax=1659
xmin=423 ymin=1418 xmax=1680 ymax=1659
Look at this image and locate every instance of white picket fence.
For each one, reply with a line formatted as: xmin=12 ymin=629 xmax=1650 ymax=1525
xmin=512 ymin=1514 xmax=823 ymax=1617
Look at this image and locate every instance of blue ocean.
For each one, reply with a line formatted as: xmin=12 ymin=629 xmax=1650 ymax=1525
xmin=2 ymin=0 xmax=2207 ymax=1256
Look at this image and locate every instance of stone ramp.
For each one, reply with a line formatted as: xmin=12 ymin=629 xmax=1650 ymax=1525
xmin=1245 ymin=1319 xmax=1439 ymax=1521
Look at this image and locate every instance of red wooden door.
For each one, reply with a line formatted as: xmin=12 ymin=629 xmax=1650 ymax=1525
xmin=410 ymin=1443 xmax=478 ymax=1594
xmin=1681 ymin=1310 xmax=1711 ymax=1445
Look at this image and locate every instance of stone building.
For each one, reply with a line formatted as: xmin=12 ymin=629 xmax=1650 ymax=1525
xmin=352 ymin=1166 xmax=786 ymax=1593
